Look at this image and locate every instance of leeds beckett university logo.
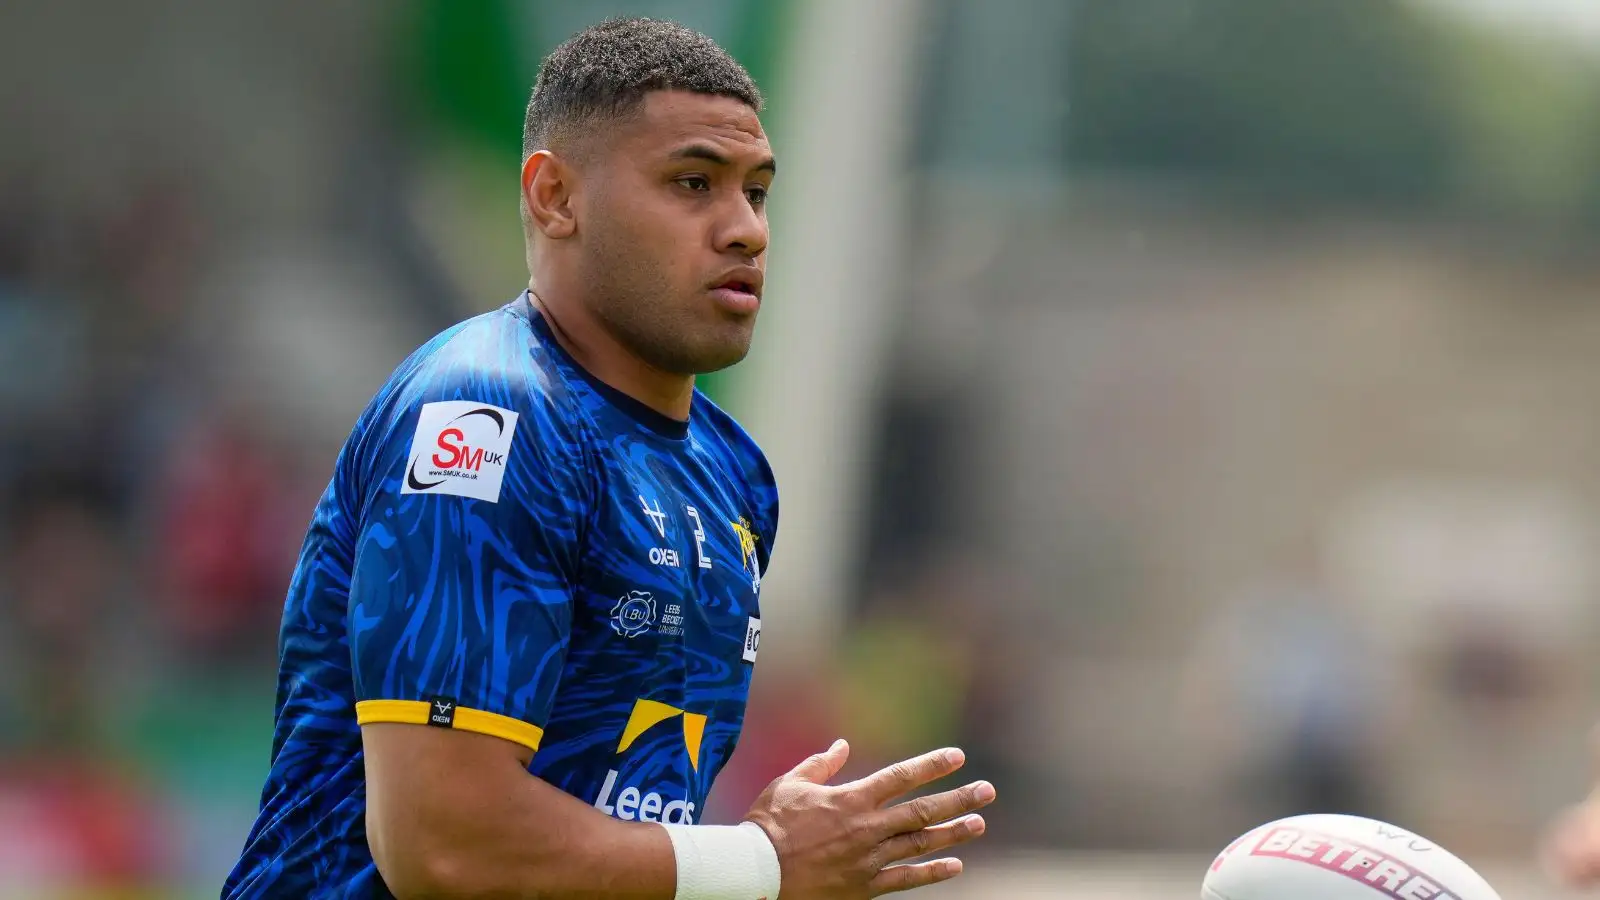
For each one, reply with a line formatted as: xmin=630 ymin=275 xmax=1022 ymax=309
xmin=610 ymin=591 xmax=657 ymax=638
xmin=594 ymin=698 xmax=708 ymax=825
xmin=400 ymin=401 xmax=520 ymax=503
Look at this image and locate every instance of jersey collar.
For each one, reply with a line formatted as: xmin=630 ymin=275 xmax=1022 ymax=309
xmin=516 ymin=292 xmax=692 ymax=441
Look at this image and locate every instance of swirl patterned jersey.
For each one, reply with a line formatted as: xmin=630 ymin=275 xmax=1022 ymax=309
xmin=223 ymin=292 xmax=778 ymax=899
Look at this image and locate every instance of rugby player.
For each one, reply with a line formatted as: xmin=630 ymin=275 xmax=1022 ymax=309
xmin=223 ymin=17 xmax=995 ymax=899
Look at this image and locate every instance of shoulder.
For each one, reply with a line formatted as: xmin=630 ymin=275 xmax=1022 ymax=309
xmin=350 ymin=302 xmax=593 ymax=509
xmin=691 ymin=393 xmax=779 ymax=541
xmin=408 ymin=304 xmax=574 ymax=413
xmin=691 ymin=392 xmax=776 ymax=494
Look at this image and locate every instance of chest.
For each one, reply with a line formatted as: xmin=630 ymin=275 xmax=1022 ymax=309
xmin=572 ymin=446 xmax=765 ymax=671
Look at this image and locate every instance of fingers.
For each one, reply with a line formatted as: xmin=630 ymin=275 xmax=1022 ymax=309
xmin=847 ymin=747 xmax=966 ymax=806
xmin=869 ymin=858 xmax=964 ymax=895
xmin=1545 ymin=805 xmax=1600 ymax=888
xmin=878 ymin=780 xmax=996 ymax=837
xmin=789 ymin=738 xmax=851 ymax=785
xmin=877 ymin=813 xmax=987 ymax=866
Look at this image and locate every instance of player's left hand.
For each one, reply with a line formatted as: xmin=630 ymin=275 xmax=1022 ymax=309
xmin=742 ymin=739 xmax=995 ymax=899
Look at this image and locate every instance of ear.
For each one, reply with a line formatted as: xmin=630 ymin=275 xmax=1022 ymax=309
xmin=523 ymin=150 xmax=577 ymax=240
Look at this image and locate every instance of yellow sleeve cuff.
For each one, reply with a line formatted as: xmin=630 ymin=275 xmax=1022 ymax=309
xmin=356 ymin=699 xmax=544 ymax=752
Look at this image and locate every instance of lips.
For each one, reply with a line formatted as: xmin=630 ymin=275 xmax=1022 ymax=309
xmin=709 ymin=266 xmax=763 ymax=299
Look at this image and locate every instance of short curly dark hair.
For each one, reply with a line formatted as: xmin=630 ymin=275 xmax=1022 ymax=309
xmin=523 ymin=17 xmax=763 ymax=161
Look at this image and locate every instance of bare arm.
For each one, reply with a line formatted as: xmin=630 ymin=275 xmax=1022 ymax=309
xmin=364 ymin=723 xmax=996 ymax=900
xmin=363 ymin=724 xmax=675 ymax=900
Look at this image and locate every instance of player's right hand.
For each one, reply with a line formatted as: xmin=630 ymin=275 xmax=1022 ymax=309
xmin=1544 ymin=794 xmax=1600 ymax=888
xmin=1543 ymin=727 xmax=1600 ymax=888
xmin=743 ymin=739 xmax=995 ymax=898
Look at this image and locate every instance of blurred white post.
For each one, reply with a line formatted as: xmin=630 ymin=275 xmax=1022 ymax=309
xmin=739 ymin=0 xmax=925 ymax=664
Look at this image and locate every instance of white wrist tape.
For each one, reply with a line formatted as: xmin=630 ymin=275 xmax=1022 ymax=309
xmin=660 ymin=821 xmax=782 ymax=900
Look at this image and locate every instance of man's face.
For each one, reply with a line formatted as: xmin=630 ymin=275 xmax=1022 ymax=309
xmin=574 ymin=90 xmax=774 ymax=376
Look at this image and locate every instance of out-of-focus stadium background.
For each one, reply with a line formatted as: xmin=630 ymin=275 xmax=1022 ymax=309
xmin=4 ymin=0 xmax=1600 ymax=896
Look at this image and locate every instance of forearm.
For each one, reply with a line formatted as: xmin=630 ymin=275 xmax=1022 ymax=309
xmin=447 ymin=774 xmax=678 ymax=899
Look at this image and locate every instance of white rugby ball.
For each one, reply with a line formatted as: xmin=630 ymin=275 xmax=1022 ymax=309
xmin=1203 ymin=814 xmax=1502 ymax=900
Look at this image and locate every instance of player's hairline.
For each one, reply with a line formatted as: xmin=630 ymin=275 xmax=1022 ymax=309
xmin=523 ymin=87 xmax=764 ymax=167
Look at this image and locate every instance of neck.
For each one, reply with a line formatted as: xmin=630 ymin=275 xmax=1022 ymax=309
xmin=529 ymin=285 xmax=695 ymax=422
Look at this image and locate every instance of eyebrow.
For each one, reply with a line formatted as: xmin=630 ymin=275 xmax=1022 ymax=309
xmin=668 ymin=143 xmax=777 ymax=176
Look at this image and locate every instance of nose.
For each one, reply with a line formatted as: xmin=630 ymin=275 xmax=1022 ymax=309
xmin=714 ymin=192 xmax=768 ymax=259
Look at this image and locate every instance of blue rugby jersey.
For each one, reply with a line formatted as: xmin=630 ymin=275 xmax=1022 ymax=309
xmin=223 ymin=292 xmax=777 ymax=898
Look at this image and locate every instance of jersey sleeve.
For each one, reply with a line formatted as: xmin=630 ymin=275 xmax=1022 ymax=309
xmin=347 ymin=370 xmax=589 ymax=754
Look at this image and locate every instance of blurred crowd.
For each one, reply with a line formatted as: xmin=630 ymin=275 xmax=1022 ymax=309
xmin=0 ymin=163 xmax=330 ymax=891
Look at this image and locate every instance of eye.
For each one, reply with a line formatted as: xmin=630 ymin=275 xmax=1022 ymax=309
xmin=746 ymin=185 xmax=769 ymax=207
xmin=676 ymin=175 xmax=711 ymax=192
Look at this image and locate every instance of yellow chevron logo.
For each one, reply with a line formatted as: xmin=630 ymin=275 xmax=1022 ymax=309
xmin=617 ymin=698 xmax=708 ymax=772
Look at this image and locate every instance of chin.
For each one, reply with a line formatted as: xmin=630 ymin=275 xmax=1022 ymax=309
xmin=642 ymin=339 xmax=750 ymax=377
xmin=692 ymin=344 xmax=752 ymax=375
xmin=685 ymin=324 xmax=755 ymax=374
